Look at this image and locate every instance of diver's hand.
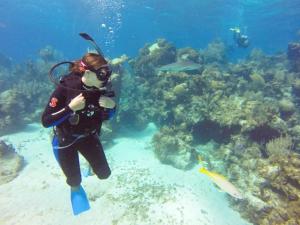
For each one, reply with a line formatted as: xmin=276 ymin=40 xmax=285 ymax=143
xmin=68 ymin=93 xmax=86 ymax=111
xmin=99 ymin=96 xmax=116 ymax=109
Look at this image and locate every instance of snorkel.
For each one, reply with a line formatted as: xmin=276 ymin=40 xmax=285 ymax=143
xmin=48 ymin=33 xmax=114 ymax=97
xmin=79 ymin=33 xmax=105 ymax=56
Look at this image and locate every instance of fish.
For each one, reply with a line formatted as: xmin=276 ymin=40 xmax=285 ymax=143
xmin=157 ymin=61 xmax=202 ymax=72
xmin=199 ymin=167 xmax=243 ymax=199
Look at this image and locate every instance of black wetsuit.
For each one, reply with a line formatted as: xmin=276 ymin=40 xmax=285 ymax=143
xmin=233 ymin=32 xmax=249 ymax=48
xmin=41 ymin=72 xmax=113 ymax=186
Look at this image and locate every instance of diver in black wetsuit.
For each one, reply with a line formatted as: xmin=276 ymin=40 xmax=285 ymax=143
xmin=41 ymin=52 xmax=116 ymax=215
xmin=230 ymin=27 xmax=250 ymax=48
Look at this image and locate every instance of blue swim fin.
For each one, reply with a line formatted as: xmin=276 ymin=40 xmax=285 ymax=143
xmin=71 ymin=185 xmax=90 ymax=215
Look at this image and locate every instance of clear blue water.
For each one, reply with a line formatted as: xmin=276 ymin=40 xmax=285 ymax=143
xmin=0 ymin=0 xmax=299 ymax=62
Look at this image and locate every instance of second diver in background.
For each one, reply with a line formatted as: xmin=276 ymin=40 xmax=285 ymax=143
xmin=230 ymin=27 xmax=250 ymax=48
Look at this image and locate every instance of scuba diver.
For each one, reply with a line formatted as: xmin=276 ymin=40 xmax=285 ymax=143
xmin=41 ymin=33 xmax=116 ymax=215
xmin=230 ymin=27 xmax=250 ymax=48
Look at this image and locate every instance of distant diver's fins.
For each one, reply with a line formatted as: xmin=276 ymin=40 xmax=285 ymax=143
xmin=71 ymin=185 xmax=90 ymax=215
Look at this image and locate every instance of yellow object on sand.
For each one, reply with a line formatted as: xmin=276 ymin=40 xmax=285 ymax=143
xmin=199 ymin=167 xmax=243 ymax=199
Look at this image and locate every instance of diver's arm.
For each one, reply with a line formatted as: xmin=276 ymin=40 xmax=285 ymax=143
xmin=41 ymin=86 xmax=73 ymax=128
xmin=98 ymin=96 xmax=116 ymax=120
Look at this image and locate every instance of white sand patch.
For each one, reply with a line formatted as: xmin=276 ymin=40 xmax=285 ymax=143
xmin=0 ymin=123 xmax=252 ymax=225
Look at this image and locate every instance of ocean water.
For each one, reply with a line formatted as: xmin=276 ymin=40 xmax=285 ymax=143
xmin=0 ymin=0 xmax=299 ymax=61
xmin=0 ymin=0 xmax=300 ymax=225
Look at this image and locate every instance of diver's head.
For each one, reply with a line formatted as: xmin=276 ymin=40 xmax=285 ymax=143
xmin=71 ymin=53 xmax=112 ymax=88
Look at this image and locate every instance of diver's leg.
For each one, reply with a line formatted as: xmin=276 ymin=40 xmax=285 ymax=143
xmin=56 ymin=144 xmax=82 ymax=186
xmin=78 ymin=135 xmax=111 ymax=180
xmin=56 ymin=143 xmax=90 ymax=215
xmin=52 ymin=136 xmax=90 ymax=215
xmin=52 ymin=135 xmax=82 ymax=186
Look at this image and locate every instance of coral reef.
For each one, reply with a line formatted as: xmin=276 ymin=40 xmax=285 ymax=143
xmin=200 ymin=39 xmax=227 ymax=64
xmin=278 ymin=98 xmax=295 ymax=118
xmin=99 ymin=54 xmax=128 ymax=141
xmin=152 ymin=126 xmax=196 ymax=170
xmin=0 ymin=89 xmax=26 ymax=135
xmin=118 ymin=39 xmax=300 ymax=225
xmin=288 ymin=42 xmax=300 ymax=72
xmin=38 ymin=45 xmax=62 ymax=62
xmin=177 ymin=47 xmax=201 ymax=63
xmin=0 ymin=140 xmax=24 ymax=185
xmin=204 ymin=136 xmax=300 ymax=225
xmin=128 ymin=38 xmax=176 ymax=78
xmin=110 ymin=54 xmax=128 ymax=67
xmin=0 ymin=46 xmax=57 ymax=135
xmin=292 ymin=78 xmax=300 ymax=96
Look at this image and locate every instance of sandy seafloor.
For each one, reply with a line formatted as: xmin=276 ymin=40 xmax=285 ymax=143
xmin=0 ymin=123 xmax=252 ymax=225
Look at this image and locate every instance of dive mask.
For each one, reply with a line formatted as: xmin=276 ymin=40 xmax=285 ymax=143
xmin=81 ymin=61 xmax=112 ymax=81
xmin=90 ymin=64 xmax=112 ymax=81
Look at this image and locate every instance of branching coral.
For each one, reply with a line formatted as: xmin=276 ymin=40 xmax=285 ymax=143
xmin=266 ymin=135 xmax=293 ymax=157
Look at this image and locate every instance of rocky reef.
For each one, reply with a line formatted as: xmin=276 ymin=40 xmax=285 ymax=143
xmin=118 ymin=38 xmax=300 ymax=224
xmin=0 ymin=140 xmax=24 ymax=185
